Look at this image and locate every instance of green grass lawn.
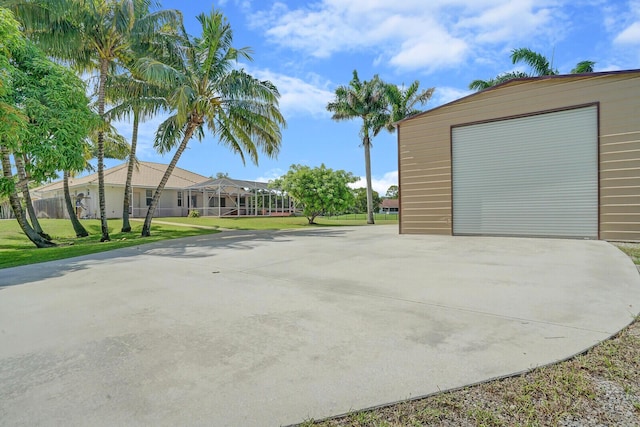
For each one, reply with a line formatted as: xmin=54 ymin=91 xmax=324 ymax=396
xmin=0 ymin=218 xmax=219 ymax=269
xmin=616 ymin=244 xmax=640 ymax=265
xmin=159 ymin=214 xmax=398 ymax=229
xmin=0 ymin=216 xmax=397 ymax=269
xmin=323 ymin=213 xmax=399 ymax=221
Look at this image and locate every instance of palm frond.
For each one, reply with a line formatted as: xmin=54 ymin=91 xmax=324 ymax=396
xmin=153 ymin=114 xmax=185 ymax=154
xmin=571 ymin=60 xmax=595 ymax=74
xmin=511 ymin=47 xmax=557 ymax=76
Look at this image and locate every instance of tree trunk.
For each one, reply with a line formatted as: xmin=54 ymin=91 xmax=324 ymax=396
xmin=14 ymin=153 xmax=51 ymax=240
xmin=63 ymin=169 xmax=89 ymax=237
xmin=141 ymin=121 xmax=199 ymax=237
xmin=363 ymin=133 xmax=375 ymax=224
xmin=97 ymin=59 xmax=110 ymax=242
xmin=121 ymin=108 xmax=139 ymax=232
xmin=1 ymin=146 xmax=56 ymax=248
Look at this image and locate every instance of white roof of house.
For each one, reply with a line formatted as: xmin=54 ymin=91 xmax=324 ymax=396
xmin=34 ymin=162 xmax=210 ymax=193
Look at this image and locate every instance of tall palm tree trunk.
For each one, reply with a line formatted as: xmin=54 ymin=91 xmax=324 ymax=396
xmin=363 ymin=134 xmax=375 ymax=224
xmin=141 ymin=122 xmax=198 ymax=237
xmin=97 ymin=59 xmax=110 ymax=242
xmin=63 ymin=169 xmax=89 ymax=237
xmin=121 ymin=109 xmax=139 ymax=232
xmin=14 ymin=153 xmax=51 ymax=240
xmin=1 ymin=146 xmax=55 ymax=248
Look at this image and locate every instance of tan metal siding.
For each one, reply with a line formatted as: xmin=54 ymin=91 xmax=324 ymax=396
xmin=398 ymin=73 xmax=640 ymax=241
xmin=398 ymin=118 xmax=451 ymax=234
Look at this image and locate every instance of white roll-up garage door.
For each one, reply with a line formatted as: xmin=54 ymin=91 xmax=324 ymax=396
xmin=452 ymin=106 xmax=598 ymax=238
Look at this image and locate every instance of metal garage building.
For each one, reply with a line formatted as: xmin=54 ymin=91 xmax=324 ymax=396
xmin=396 ymin=70 xmax=640 ymax=241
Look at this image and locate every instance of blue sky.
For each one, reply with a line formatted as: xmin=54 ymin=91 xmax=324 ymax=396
xmin=106 ymin=0 xmax=640 ymax=194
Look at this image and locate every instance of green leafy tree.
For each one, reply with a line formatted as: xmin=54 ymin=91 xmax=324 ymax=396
xmin=137 ymin=9 xmax=285 ymax=236
xmin=327 ymin=70 xmax=388 ymax=225
xmin=385 ymin=185 xmax=398 ymax=199
xmin=352 ymin=187 xmax=381 ymax=214
xmin=0 ymin=12 xmax=95 ymax=247
xmin=4 ymin=0 xmax=181 ymax=242
xmin=273 ymin=164 xmax=357 ymax=224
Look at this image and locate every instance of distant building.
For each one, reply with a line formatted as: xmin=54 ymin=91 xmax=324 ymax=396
xmin=32 ymin=162 xmax=293 ymax=219
xmin=380 ymin=199 xmax=399 ymax=214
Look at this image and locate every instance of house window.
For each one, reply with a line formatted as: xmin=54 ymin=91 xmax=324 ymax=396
xmin=177 ymin=191 xmax=183 ymax=207
xmin=146 ymin=189 xmax=153 ymax=206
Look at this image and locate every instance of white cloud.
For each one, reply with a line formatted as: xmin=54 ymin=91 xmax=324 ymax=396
xmin=255 ymin=168 xmax=286 ymax=183
xmin=432 ymin=86 xmax=473 ymax=107
xmin=604 ymin=0 xmax=640 ymax=45
xmin=350 ymin=170 xmax=398 ymax=195
xmin=248 ymin=67 xmax=334 ymax=118
xmin=614 ymin=21 xmax=640 ymax=44
xmin=458 ymin=1 xmax=555 ymax=44
xmin=389 ymin=31 xmax=468 ymax=72
xmin=250 ymin=1 xmax=563 ymax=73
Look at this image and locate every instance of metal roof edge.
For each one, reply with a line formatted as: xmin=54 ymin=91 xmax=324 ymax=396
xmin=395 ymin=68 xmax=640 ymax=126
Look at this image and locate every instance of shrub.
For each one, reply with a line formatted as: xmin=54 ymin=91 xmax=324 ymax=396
xmin=188 ymin=209 xmax=200 ymax=218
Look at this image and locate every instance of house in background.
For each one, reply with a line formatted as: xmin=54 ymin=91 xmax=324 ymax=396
xmin=33 ymin=162 xmax=209 ymax=219
xmin=185 ymin=177 xmax=295 ymax=217
xmin=32 ymin=161 xmax=293 ymax=219
xmin=396 ymin=69 xmax=640 ymax=241
xmin=379 ymin=199 xmax=399 ymax=214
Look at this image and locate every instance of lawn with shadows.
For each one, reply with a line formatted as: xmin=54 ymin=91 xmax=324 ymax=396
xmin=0 ymin=219 xmax=219 ymax=269
xmin=1 ymin=215 xmax=397 ymax=269
xmin=156 ymin=215 xmax=398 ymax=230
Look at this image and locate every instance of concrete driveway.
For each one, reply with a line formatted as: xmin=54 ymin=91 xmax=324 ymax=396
xmin=1 ymin=225 xmax=639 ymax=426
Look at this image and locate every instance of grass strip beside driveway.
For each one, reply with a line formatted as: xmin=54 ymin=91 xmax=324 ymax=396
xmin=1 ymin=216 xmax=397 ymax=269
xmin=0 ymin=219 xmax=219 ymax=269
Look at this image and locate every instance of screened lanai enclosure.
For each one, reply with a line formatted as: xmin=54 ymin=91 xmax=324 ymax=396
xmin=185 ymin=177 xmax=295 ymax=217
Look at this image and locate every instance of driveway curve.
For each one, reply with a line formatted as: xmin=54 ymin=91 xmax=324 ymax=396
xmin=1 ymin=226 xmax=639 ymax=426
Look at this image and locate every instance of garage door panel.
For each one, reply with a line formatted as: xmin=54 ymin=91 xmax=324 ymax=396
xmin=452 ymin=106 xmax=598 ymax=238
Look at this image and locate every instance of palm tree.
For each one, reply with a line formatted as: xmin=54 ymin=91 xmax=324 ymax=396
xmin=469 ymin=48 xmax=596 ymax=91
xmin=106 ymin=72 xmax=168 ymax=232
xmin=385 ymin=80 xmax=435 ymax=129
xmin=510 ymin=47 xmax=558 ymax=76
xmin=14 ymin=153 xmax=51 ymax=240
xmin=136 ymin=9 xmax=285 ymax=237
xmin=571 ymin=61 xmax=596 ymax=74
xmin=468 ymin=71 xmax=529 ymax=91
xmin=1 ymin=147 xmax=55 ymax=247
xmin=327 ymin=70 xmax=388 ymax=224
xmin=63 ymin=122 xmax=129 ymax=237
xmin=105 ymin=14 xmax=180 ymax=232
xmin=4 ymin=0 xmax=181 ymax=242
xmin=512 ymin=48 xmax=596 ymax=76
